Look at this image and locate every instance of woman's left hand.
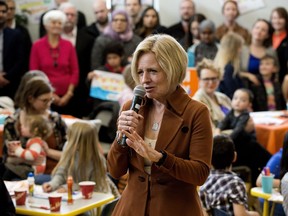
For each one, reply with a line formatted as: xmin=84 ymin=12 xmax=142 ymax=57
xmin=122 ymin=128 xmax=162 ymax=163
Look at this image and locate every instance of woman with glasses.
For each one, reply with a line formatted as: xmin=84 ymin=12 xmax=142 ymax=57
xmin=29 ymin=10 xmax=79 ymax=115
xmin=193 ymin=58 xmax=231 ymax=133
xmin=2 ymin=76 xmax=67 ymax=183
xmin=91 ymin=9 xmax=142 ymax=70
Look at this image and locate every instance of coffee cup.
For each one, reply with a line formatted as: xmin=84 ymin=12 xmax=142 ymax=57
xmin=15 ymin=189 xmax=27 ymax=205
xmin=79 ymin=181 xmax=96 ymax=199
xmin=48 ymin=194 xmax=62 ymax=212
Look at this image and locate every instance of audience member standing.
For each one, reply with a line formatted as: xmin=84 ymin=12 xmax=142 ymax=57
xmin=91 ymin=9 xmax=142 ymax=69
xmin=215 ymin=0 xmax=250 ymax=44
xmin=270 ymin=7 xmax=288 ymax=84
xmin=125 ymin=0 xmax=142 ymax=30
xmin=134 ymin=6 xmax=167 ymax=39
xmin=30 ymin=10 xmax=79 ymax=115
xmin=240 ymin=19 xmax=277 ymax=87
xmin=39 ymin=0 xmax=86 ymax=38
xmin=60 ymin=2 xmax=95 ymax=118
xmin=85 ymin=0 xmax=110 ymax=38
xmin=167 ymin=0 xmax=195 ymax=43
xmin=0 ymin=1 xmax=24 ymax=99
xmin=6 ymin=0 xmax=31 ymax=73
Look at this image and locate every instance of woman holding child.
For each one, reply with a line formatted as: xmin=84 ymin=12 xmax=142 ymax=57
xmin=2 ymin=76 xmax=67 ymax=183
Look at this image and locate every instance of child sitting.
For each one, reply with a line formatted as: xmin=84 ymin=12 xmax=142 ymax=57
xmin=250 ymin=54 xmax=286 ymax=111
xmin=42 ymin=121 xmax=119 ymax=197
xmin=215 ymin=88 xmax=271 ymax=185
xmin=199 ymin=135 xmax=260 ymax=216
xmin=4 ymin=114 xmax=52 ymax=178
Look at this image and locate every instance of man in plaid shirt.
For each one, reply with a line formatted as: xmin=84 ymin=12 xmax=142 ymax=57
xmin=199 ymin=135 xmax=259 ymax=216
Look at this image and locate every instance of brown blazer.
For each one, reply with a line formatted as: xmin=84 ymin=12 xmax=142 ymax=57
xmin=107 ymin=86 xmax=213 ymax=216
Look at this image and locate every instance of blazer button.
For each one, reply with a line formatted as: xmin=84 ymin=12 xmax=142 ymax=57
xmin=138 ymin=176 xmax=145 ymax=182
xmin=156 ymin=178 xmax=166 ymax=185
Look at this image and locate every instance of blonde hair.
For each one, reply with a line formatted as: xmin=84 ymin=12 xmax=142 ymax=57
xmin=196 ymin=58 xmax=221 ymax=78
xmin=52 ymin=122 xmax=109 ymax=192
xmin=24 ymin=114 xmax=52 ymax=140
xmin=131 ymin=34 xmax=187 ymax=90
xmin=214 ymin=32 xmax=243 ymax=77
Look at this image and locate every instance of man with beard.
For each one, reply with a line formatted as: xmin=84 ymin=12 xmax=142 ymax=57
xmin=125 ymin=0 xmax=142 ymax=30
xmin=85 ymin=0 xmax=110 ymax=38
xmin=0 ymin=0 xmax=24 ymax=99
xmin=39 ymin=0 xmax=86 ymax=38
xmin=167 ymin=0 xmax=195 ymax=43
xmin=60 ymin=2 xmax=95 ymax=118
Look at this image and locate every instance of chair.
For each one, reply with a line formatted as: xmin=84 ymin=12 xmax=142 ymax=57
xmin=211 ymin=208 xmax=229 ymax=216
xmin=100 ymin=197 xmax=119 ymax=216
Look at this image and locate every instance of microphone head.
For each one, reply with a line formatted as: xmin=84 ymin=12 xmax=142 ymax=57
xmin=133 ymin=85 xmax=146 ymax=98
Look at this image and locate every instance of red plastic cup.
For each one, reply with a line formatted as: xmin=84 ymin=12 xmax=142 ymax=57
xmin=14 ymin=189 xmax=27 ymax=205
xmin=79 ymin=181 xmax=96 ymax=199
xmin=49 ymin=194 xmax=62 ymax=212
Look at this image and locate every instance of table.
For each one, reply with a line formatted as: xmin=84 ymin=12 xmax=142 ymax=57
xmin=14 ymin=192 xmax=114 ymax=216
xmin=250 ymin=187 xmax=283 ymax=216
xmin=251 ymin=111 xmax=288 ymax=154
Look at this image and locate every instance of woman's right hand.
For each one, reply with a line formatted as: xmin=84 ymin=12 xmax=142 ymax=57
xmin=42 ymin=183 xmax=52 ymax=192
xmin=117 ymin=110 xmax=143 ymax=132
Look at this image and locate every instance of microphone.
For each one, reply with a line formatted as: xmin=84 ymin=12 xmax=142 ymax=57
xmin=120 ymin=85 xmax=146 ymax=146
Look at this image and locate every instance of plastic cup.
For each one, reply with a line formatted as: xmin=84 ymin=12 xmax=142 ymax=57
xmin=262 ymin=174 xmax=274 ymax=194
xmin=14 ymin=189 xmax=27 ymax=205
xmin=79 ymin=181 xmax=96 ymax=199
xmin=49 ymin=194 xmax=62 ymax=212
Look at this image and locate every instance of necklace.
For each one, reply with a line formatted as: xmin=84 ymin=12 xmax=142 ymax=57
xmin=152 ymin=122 xmax=160 ymax=131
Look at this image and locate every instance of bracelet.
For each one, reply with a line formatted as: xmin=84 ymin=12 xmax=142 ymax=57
xmin=155 ymin=150 xmax=167 ymax=166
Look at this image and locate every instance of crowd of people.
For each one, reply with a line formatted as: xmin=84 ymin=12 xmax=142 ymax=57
xmin=1 ymin=0 xmax=288 ymax=215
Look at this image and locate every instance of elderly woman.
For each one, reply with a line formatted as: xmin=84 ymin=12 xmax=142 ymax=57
xmin=91 ymin=9 xmax=142 ymax=69
xmin=3 ymin=77 xmax=67 ymax=183
xmin=29 ymin=10 xmax=79 ymax=115
xmin=107 ymin=34 xmax=212 ymax=216
xmin=192 ymin=58 xmax=231 ymax=133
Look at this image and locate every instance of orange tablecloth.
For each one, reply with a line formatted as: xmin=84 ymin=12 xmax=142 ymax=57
xmin=255 ymin=122 xmax=288 ymax=154
xmin=252 ymin=111 xmax=288 ymax=154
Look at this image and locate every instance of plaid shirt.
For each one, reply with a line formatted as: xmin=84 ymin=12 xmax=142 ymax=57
xmin=199 ymin=169 xmax=248 ymax=216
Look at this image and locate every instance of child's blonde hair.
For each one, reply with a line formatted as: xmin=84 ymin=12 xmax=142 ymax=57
xmin=25 ymin=114 xmax=52 ymax=140
xmin=214 ymin=32 xmax=244 ymax=78
xmin=52 ymin=121 xmax=109 ymax=192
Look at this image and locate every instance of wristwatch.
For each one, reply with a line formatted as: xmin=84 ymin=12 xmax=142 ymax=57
xmin=155 ymin=150 xmax=167 ymax=166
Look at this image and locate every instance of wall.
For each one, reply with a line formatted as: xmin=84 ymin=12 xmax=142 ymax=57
xmin=24 ymin=0 xmax=288 ymax=41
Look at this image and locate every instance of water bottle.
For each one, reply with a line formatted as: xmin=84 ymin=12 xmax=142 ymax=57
xmin=27 ymin=172 xmax=35 ymax=197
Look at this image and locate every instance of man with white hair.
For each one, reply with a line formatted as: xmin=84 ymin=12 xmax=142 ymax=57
xmin=167 ymin=0 xmax=195 ymax=43
xmin=59 ymin=2 xmax=95 ymax=118
xmin=39 ymin=0 xmax=86 ymax=38
xmin=85 ymin=0 xmax=110 ymax=38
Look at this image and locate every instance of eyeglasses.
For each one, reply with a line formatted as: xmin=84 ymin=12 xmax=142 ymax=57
xmin=37 ymin=97 xmax=54 ymax=104
xmin=112 ymin=18 xmax=127 ymax=23
xmin=201 ymin=77 xmax=219 ymax=83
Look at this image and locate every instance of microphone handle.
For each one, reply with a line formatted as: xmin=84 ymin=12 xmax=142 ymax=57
xmin=119 ymin=96 xmax=143 ymax=146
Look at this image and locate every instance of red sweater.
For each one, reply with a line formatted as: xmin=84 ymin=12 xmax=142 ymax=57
xmin=29 ymin=36 xmax=79 ymax=95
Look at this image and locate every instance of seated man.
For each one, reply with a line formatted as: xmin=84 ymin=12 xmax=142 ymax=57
xmin=199 ymin=135 xmax=259 ymax=216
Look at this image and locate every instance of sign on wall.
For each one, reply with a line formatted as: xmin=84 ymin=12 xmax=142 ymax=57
xmin=16 ymin=0 xmax=55 ymax=24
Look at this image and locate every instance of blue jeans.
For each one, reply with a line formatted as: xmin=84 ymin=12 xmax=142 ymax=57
xmin=34 ymin=174 xmax=51 ymax=185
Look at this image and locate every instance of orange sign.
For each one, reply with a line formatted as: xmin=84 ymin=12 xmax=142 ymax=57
xmin=181 ymin=67 xmax=199 ymax=97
